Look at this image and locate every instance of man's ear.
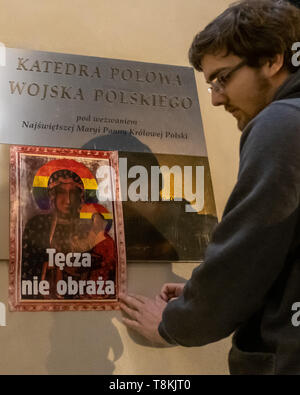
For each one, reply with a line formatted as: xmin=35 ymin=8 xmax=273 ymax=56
xmin=266 ymin=53 xmax=285 ymax=76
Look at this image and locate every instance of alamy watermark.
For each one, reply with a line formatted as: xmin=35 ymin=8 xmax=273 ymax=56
xmin=97 ymin=158 xmax=205 ymax=213
xmin=0 ymin=42 xmax=6 ymax=67
xmin=0 ymin=302 xmax=6 ymax=326
xmin=291 ymin=302 xmax=300 ymax=327
xmin=292 ymin=42 xmax=300 ymax=67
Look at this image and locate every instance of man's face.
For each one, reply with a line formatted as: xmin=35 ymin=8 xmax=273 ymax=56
xmin=201 ymin=52 xmax=273 ymax=131
xmin=54 ymin=183 xmax=82 ymax=218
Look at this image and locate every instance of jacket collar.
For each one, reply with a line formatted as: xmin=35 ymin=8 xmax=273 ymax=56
xmin=274 ymin=68 xmax=300 ymax=101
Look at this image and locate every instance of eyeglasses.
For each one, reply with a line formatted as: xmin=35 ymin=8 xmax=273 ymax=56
xmin=207 ymin=60 xmax=247 ymax=94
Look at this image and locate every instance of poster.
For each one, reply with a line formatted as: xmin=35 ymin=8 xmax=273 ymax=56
xmin=9 ymin=145 xmax=126 ymax=311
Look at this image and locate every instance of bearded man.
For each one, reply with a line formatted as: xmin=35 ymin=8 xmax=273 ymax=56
xmin=120 ymin=0 xmax=300 ymax=375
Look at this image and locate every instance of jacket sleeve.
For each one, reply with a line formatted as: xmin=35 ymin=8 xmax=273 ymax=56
xmin=158 ymin=102 xmax=300 ymax=346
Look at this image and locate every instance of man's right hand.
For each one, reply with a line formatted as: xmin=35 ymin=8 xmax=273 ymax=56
xmin=159 ymin=283 xmax=185 ymax=302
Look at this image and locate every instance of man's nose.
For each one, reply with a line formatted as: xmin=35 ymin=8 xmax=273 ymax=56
xmin=211 ymin=89 xmax=227 ymax=107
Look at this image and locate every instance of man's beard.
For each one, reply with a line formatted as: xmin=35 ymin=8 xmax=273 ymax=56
xmin=238 ymin=72 xmax=273 ymax=131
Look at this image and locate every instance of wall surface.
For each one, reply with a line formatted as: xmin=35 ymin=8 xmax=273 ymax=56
xmin=0 ymin=0 xmax=241 ymax=375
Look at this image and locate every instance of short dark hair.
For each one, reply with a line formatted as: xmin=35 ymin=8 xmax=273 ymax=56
xmin=287 ymin=0 xmax=300 ymax=8
xmin=189 ymin=0 xmax=300 ymax=73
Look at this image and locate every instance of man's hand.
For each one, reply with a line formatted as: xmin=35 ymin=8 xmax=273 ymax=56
xmin=159 ymin=283 xmax=185 ymax=302
xmin=119 ymin=293 xmax=172 ymax=347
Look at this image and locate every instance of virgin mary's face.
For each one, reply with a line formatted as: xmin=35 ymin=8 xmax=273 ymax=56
xmin=54 ymin=183 xmax=82 ymax=218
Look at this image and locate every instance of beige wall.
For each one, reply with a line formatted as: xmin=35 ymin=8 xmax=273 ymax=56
xmin=0 ymin=0 xmax=241 ymax=374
